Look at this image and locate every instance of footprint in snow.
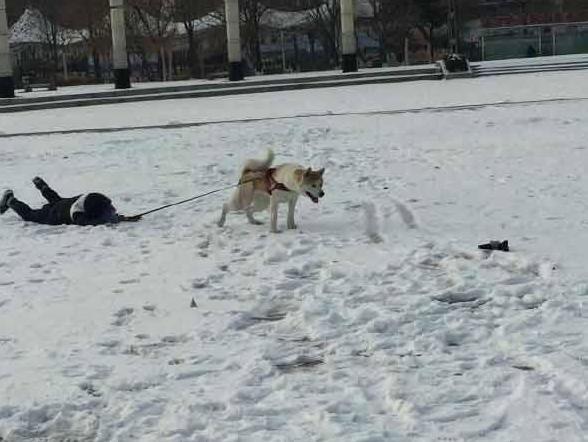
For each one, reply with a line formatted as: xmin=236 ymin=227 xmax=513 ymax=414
xmin=112 ymin=307 xmax=134 ymax=326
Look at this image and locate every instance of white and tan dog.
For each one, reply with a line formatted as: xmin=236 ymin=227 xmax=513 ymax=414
xmin=218 ymin=150 xmax=325 ymax=232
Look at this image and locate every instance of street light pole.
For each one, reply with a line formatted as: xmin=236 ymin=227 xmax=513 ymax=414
xmin=0 ymin=0 xmax=14 ymax=98
xmin=225 ymin=0 xmax=244 ymax=81
xmin=110 ymin=0 xmax=131 ymax=89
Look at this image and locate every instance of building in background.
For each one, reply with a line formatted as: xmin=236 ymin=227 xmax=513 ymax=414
xmin=463 ymin=0 xmax=588 ymax=60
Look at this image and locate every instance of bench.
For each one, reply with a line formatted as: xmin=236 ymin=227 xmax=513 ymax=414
xmin=22 ymin=76 xmax=57 ymax=93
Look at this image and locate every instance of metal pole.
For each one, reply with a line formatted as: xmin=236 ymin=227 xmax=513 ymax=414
xmin=340 ymin=0 xmax=357 ymax=72
xmin=481 ymin=35 xmax=485 ymax=61
xmin=0 ymin=0 xmax=14 ymax=98
xmin=225 ymin=0 xmax=243 ymax=81
xmin=110 ymin=0 xmax=130 ymax=89
xmin=281 ymin=30 xmax=286 ymax=72
xmin=62 ymin=51 xmax=68 ymax=81
xmin=552 ymin=28 xmax=556 ymax=56
xmin=538 ymin=28 xmax=542 ymax=55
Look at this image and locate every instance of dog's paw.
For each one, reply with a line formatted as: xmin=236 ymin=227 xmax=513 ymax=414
xmin=287 ymin=223 xmax=297 ymax=230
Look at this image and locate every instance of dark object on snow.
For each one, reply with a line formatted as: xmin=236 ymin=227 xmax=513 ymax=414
xmin=1 ymin=177 xmax=134 ymax=226
xmin=190 ymin=298 xmax=198 ymax=308
xmin=444 ymin=53 xmax=469 ymax=72
xmin=478 ymin=240 xmax=509 ymax=252
xmin=0 ymin=190 xmax=14 ymax=215
xmin=274 ymin=355 xmax=324 ymax=372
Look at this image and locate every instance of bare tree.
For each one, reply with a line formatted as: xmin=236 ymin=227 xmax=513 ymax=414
xmin=30 ymin=0 xmax=73 ymax=80
xmin=174 ymin=0 xmax=222 ymax=78
xmin=368 ymin=0 xmax=420 ymax=64
xmin=128 ymin=0 xmax=177 ymax=80
xmin=239 ymin=0 xmax=269 ymax=72
xmin=306 ymin=0 xmax=340 ymax=68
xmin=60 ymin=0 xmax=110 ymax=82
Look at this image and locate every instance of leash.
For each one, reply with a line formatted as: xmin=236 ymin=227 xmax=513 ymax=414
xmin=121 ymin=179 xmax=255 ymax=222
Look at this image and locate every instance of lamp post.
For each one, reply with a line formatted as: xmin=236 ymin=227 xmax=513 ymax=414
xmin=340 ymin=0 xmax=357 ymax=72
xmin=0 ymin=0 xmax=14 ymax=98
xmin=225 ymin=0 xmax=244 ymax=81
xmin=110 ymin=0 xmax=130 ymax=89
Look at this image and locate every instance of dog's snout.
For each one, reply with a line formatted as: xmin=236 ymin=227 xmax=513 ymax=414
xmin=319 ymin=191 xmax=325 ymax=198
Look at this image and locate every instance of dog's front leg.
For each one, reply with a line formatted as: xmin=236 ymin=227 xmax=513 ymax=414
xmin=269 ymin=194 xmax=279 ymax=233
xmin=287 ymin=197 xmax=298 ymax=230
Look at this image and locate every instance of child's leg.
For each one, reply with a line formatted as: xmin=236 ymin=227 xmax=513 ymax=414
xmin=9 ymin=198 xmax=46 ymax=223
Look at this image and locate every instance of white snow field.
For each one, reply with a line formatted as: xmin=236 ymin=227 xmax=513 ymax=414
xmin=1 ymin=71 xmax=588 ymax=441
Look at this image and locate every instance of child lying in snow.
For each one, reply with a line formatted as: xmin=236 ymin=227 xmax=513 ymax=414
xmin=0 ymin=177 xmax=139 ymax=226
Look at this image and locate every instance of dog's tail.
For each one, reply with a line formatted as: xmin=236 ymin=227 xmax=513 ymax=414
xmin=242 ymin=149 xmax=274 ymax=175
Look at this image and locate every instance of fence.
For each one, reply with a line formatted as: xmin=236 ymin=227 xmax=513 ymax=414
xmin=475 ymin=21 xmax=588 ymax=61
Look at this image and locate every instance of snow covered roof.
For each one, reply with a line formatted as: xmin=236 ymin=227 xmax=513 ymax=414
xmin=261 ymin=9 xmax=310 ymax=29
xmin=9 ymin=9 xmax=82 ymax=45
xmin=9 ymin=9 xmax=45 ymax=44
xmin=261 ymin=1 xmax=374 ymax=30
xmin=356 ymin=0 xmax=374 ymax=18
xmin=172 ymin=12 xmax=223 ymax=35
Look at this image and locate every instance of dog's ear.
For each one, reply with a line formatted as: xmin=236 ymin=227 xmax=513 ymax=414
xmin=318 ymin=168 xmax=325 ymax=176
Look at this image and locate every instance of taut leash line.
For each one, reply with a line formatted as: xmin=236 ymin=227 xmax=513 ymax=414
xmin=121 ymin=179 xmax=255 ymax=222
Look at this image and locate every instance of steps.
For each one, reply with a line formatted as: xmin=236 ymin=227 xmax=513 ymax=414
xmin=0 ymin=66 xmax=442 ymax=113
xmin=471 ymin=56 xmax=588 ymax=77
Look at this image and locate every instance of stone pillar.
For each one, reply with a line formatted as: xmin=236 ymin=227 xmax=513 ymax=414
xmin=340 ymin=0 xmax=357 ymax=72
xmin=110 ymin=0 xmax=130 ymax=89
xmin=0 ymin=0 xmax=14 ymax=98
xmin=225 ymin=0 xmax=243 ymax=81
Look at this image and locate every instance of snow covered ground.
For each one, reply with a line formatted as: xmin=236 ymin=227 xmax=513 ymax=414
xmin=1 ymin=71 xmax=588 ymax=441
xmin=2 ymin=70 xmax=587 ymax=136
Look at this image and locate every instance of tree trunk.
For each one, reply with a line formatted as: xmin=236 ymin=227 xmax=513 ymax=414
xmin=378 ymin=32 xmax=386 ymax=65
xmin=198 ymin=42 xmax=206 ymax=78
xmin=309 ymin=32 xmax=316 ymax=69
xmin=160 ymin=46 xmax=167 ymax=81
xmin=254 ymin=20 xmax=262 ymax=72
xmin=429 ymin=25 xmax=434 ymax=61
xmin=186 ymin=26 xmax=199 ymax=78
xmin=198 ymin=41 xmax=205 ymax=78
xmin=293 ymin=34 xmax=299 ymax=71
xmin=92 ymin=49 xmax=102 ymax=82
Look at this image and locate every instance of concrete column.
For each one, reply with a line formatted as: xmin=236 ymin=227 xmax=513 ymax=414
xmin=110 ymin=0 xmax=130 ymax=89
xmin=0 ymin=0 xmax=14 ymax=98
xmin=225 ymin=0 xmax=243 ymax=81
xmin=340 ymin=0 xmax=357 ymax=72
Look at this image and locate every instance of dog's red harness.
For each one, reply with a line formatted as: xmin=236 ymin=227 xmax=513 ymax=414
xmin=265 ymin=168 xmax=290 ymax=194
